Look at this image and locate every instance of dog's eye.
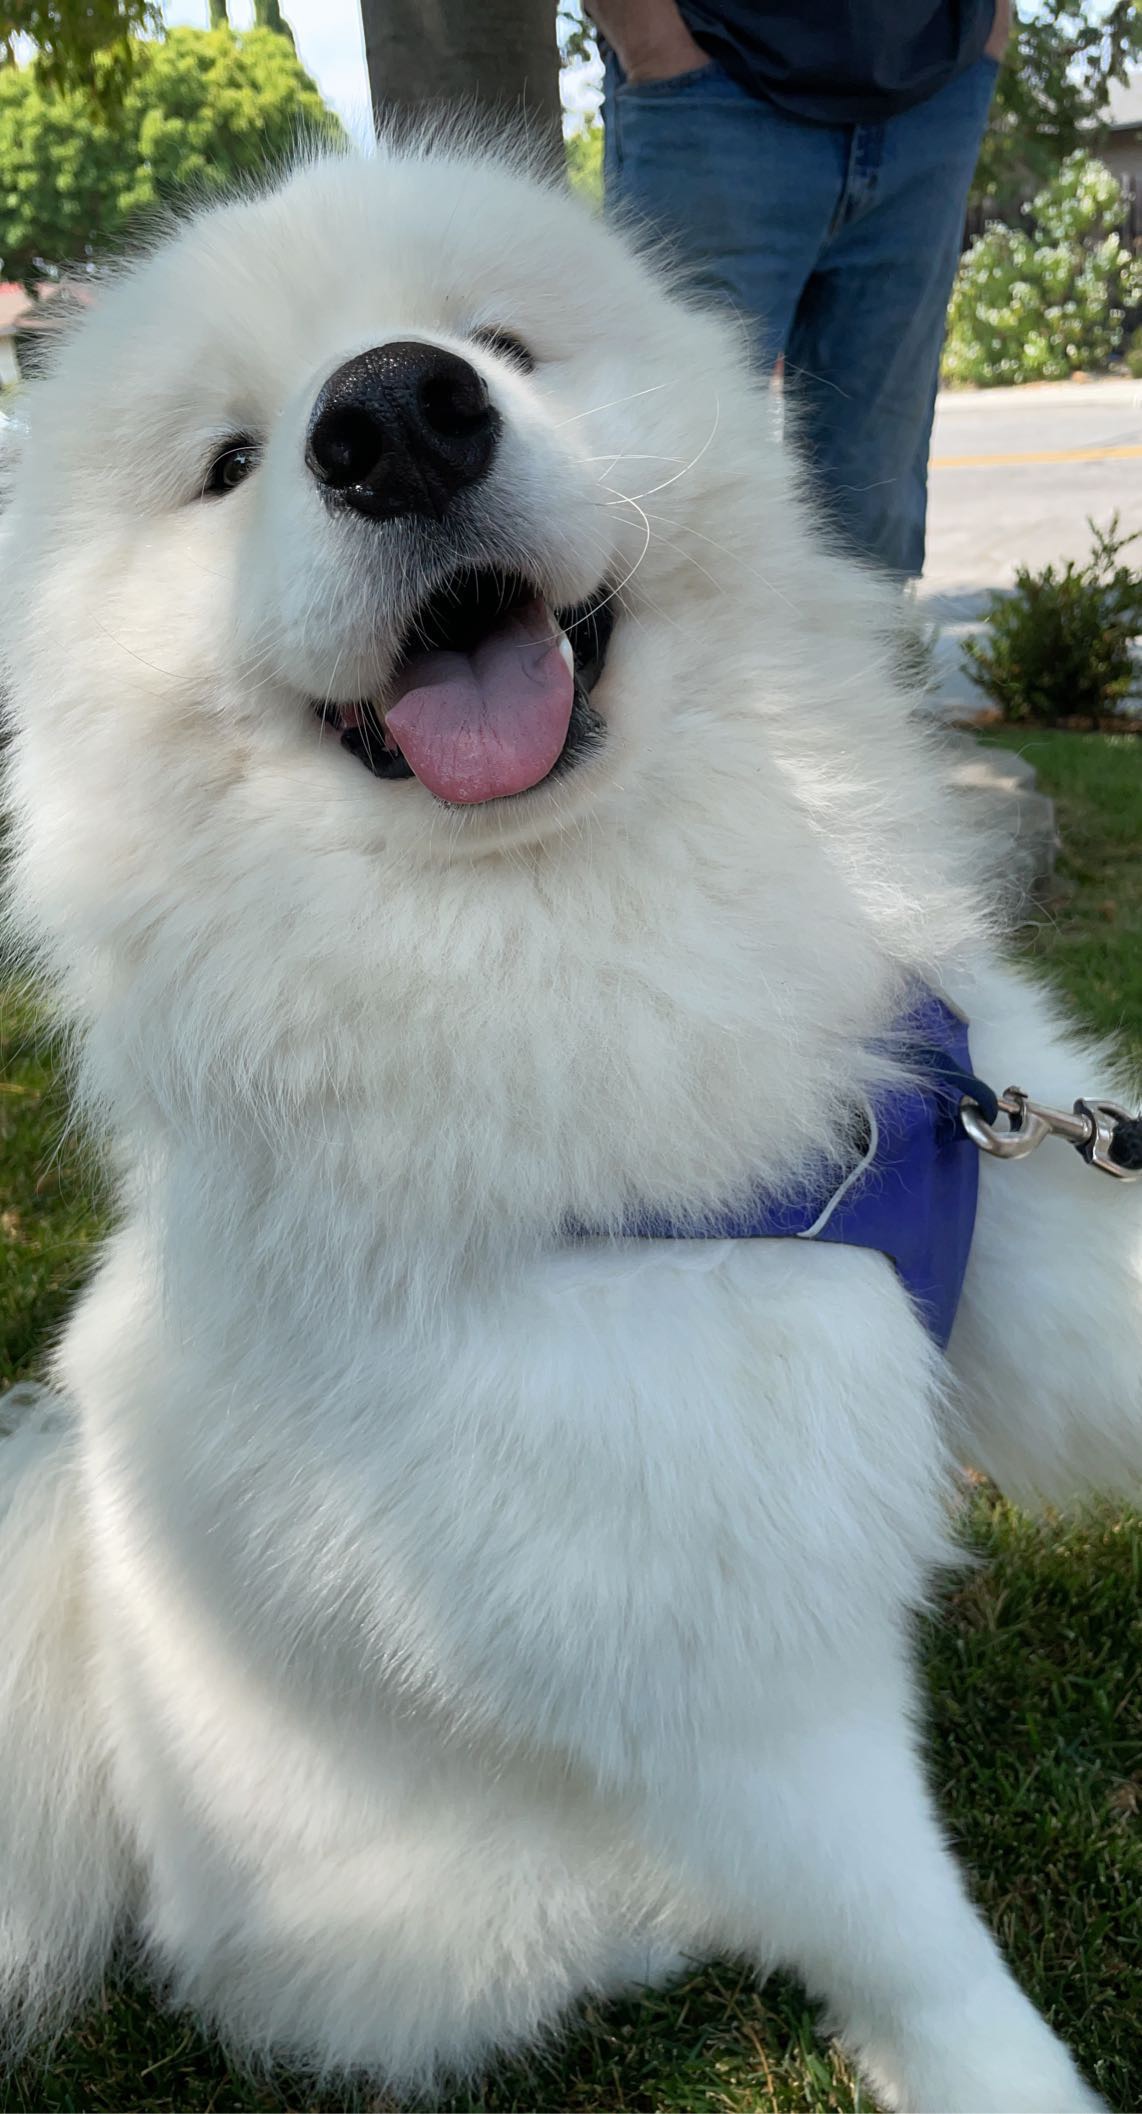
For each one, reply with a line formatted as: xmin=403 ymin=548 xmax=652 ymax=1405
xmin=470 ymin=327 xmax=535 ymax=374
xmin=202 ymin=438 xmax=260 ymax=497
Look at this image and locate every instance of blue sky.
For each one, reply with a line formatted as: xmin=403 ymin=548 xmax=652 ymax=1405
xmin=162 ymin=0 xmax=603 ymax=140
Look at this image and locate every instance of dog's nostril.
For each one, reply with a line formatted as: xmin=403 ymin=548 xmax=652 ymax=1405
xmin=305 ymin=341 xmax=500 ymax=523
xmin=417 ymin=368 xmax=490 ymax=440
xmin=308 ymin=405 xmax=385 ymax=488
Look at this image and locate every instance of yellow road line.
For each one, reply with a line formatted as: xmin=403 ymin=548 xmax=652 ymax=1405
xmin=931 ymin=443 xmax=1142 ymax=468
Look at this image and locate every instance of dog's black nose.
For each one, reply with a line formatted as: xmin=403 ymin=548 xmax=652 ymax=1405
xmin=305 ymin=342 xmax=500 ymax=522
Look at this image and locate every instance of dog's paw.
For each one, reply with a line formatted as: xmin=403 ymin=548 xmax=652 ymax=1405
xmin=855 ymin=1979 xmax=1104 ymax=2114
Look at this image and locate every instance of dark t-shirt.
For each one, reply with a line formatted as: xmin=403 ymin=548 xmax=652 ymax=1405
xmin=673 ymin=2 xmax=996 ymax=123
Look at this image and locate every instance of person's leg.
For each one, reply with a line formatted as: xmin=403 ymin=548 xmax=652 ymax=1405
xmin=602 ymin=54 xmax=844 ymax=372
xmin=784 ymin=56 xmax=999 ymax=577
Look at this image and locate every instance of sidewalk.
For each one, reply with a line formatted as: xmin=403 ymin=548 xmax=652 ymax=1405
xmin=941 ymin=732 xmax=1059 ymax=910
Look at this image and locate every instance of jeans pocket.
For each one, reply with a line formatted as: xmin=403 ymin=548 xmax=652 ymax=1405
xmin=616 ymin=57 xmax=742 ymax=101
xmin=620 ymin=59 xmax=716 ymax=95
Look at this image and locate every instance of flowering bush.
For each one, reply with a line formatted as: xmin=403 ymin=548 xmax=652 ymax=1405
xmin=942 ymin=152 xmax=1142 ymax=388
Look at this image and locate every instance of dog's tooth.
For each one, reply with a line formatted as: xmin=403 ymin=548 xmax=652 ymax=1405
xmin=557 ymin=632 xmax=575 ymax=678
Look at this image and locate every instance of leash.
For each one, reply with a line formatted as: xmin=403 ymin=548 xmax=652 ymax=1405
xmin=959 ymin=1085 xmax=1142 ymax=1179
xmin=581 ymin=993 xmax=1141 ymax=1350
xmin=883 ymin=1025 xmax=1142 ymax=1182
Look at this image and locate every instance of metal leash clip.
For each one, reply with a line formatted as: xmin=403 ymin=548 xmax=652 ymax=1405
xmin=960 ymin=1088 xmax=1142 ymax=1179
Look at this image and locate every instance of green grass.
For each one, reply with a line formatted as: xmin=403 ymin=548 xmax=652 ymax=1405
xmin=3 ymin=735 xmax=1141 ymax=2112
xmin=0 ymin=986 xmax=106 ymax=1391
xmin=985 ymin=728 xmax=1142 ymax=1044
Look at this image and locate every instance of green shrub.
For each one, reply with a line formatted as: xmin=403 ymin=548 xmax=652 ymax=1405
xmin=943 ymin=151 xmax=1142 ymax=388
xmin=0 ymin=29 xmax=342 ymax=286
xmin=963 ymin=517 xmax=1142 ymax=724
xmin=565 ymin=121 xmax=603 ymax=208
xmin=1125 ymin=326 xmax=1142 ymax=380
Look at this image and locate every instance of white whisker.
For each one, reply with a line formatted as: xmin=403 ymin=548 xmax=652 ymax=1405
xmin=585 ymin=488 xmax=654 ymax=615
xmin=638 ymin=506 xmax=797 ymax=612
xmin=619 ymin=396 xmax=721 ymax=501
xmin=551 ymin=380 xmax=673 ymax=429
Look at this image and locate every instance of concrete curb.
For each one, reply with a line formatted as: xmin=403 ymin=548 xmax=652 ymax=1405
xmin=941 ymin=729 xmax=1058 ymax=914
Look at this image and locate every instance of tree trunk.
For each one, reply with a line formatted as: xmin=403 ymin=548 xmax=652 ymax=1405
xmin=361 ymin=0 xmax=562 ymax=169
xmin=254 ymin=0 xmax=297 ymax=48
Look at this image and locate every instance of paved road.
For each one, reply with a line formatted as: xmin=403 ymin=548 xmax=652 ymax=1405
xmin=917 ymin=376 xmax=1142 ymax=714
xmin=920 ymin=376 xmax=1142 ymax=621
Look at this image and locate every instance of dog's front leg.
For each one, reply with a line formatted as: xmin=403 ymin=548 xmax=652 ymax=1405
xmin=647 ymin=1670 xmax=1101 ymax=2113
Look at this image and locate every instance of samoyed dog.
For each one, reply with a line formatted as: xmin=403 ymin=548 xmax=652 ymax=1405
xmin=1 ymin=143 xmax=1139 ymax=2111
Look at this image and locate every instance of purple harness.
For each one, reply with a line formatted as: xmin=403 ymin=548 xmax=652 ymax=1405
xmin=614 ymin=991 xmax=985 ymax=1350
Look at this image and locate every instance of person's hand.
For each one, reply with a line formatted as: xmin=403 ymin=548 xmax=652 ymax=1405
xmin=624 ymin=20 xmax=711 ymax=85
xmin=588 ymin=0 xmax=712 ymax=85
xmin=984 ymin=0 xmax=1011 ymax=62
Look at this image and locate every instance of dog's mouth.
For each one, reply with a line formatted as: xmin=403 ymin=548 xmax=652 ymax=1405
xmin=315 ymin=567 xmax=615 ymax=806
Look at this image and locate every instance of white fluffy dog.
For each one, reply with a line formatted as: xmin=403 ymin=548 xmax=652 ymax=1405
xmin=1 ymin=144 xmax=1139 ymax=2111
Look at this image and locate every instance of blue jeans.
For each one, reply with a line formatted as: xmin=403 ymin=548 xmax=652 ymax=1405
xmin=603 ymin=54 xmax=998 ymax=578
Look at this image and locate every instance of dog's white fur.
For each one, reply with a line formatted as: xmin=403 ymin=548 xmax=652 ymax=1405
xmin=1 ymin=145 xmax=1139 ymax=2109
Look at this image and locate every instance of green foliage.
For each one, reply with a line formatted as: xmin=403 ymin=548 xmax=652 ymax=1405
xmin=560 ymin=3 xmax=603 ymax=204
xmin=1125 ymin=326 xmax=1142 ymax=381
xmin=943 ymin=151 xmax=1142 ymax=388
xmin=0 ymin=0 xmax=159 ymax=99
xmin=975 ymin=0 xmax=1142 ymax=214
xmin=964 ymin=516 xmax=1142 ymax=725
xmin=0 ymin=26 xmax=342 ymax=286
xmin=565 ymin=121 xmax=602 ymax=208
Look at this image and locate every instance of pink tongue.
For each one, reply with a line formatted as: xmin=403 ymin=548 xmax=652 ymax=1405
xmin=383 ymin=596 xmax=574 ymax=804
